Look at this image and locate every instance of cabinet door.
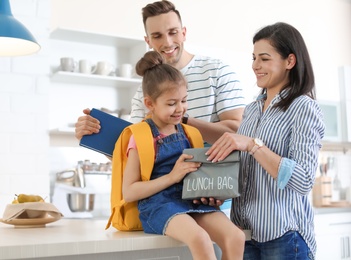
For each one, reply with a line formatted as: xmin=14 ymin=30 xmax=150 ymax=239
xmin=315 ymin=212 xmax=351 ymax=259
xmin=338 ymin=66 xmax=351 ymax=142
xmin=340 ymin=236 xmax=351 ymax=259
xmin=316 ymin=234 xmax=342 ymax=260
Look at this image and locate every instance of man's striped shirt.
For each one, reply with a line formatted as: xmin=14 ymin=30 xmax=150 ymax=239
xmin=130 ymin=55 xmax=246 ymax=123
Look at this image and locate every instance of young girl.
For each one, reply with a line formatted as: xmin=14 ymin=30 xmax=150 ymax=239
xmin=122 ymin=51 xmax=245 ymax=260
xmin=206 ymin=22 xmax=325 ymax=259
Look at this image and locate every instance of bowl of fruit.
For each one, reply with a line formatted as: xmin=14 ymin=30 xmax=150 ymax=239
xmin=11 ymin=194 xmax=47 ymax=218
xmin=1 ymin=194 xmax=63 ymax=227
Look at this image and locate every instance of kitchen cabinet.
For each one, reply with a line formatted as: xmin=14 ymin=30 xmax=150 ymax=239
xmin=49 ymin=28 xmax=147 ymax=147
xmin=339 ymin=66 xmax=351 ymax=143
xmin=319 ymin=66 xmax=351 ymax=148
xmin=50 ymin=27 xmax=147 ymax=74
xmin=50 ymin=27 xmax=146 ymax=88
xmin=315 ymin=211 xmax=351 ymax=259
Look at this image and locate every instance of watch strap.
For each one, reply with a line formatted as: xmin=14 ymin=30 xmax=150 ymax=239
xmin=249 ymin=138 xmax=263 ymax=155
xmin=249 ymin=145 xmax=259 ymax=155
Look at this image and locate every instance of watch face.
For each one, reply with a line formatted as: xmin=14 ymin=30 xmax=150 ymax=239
xmin=255 ymin=138 xmax=263 ymax=146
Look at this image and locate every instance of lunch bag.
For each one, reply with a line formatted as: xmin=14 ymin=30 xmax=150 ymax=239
xmin=105 ymin=121 xmax=204 ymax=231
xmin=182 ymin=147 xmax=241 ymax=200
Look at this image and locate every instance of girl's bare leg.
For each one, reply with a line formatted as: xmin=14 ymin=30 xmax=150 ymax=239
xmin=193 ymin=212 xmax=245 ymax=260
xmin=165 ymin=214 xmax=217 ymax=260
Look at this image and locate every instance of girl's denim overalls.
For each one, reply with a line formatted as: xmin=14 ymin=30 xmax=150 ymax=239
xmin=138 ymin=119 xmax=218 ymax=234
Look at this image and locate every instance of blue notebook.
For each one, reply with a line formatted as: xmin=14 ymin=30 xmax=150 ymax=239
xmin=79 ymin=108 xmax=132 ymax=157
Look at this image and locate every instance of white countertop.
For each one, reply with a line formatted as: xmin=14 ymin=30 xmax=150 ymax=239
xmin=2 ymin=208 xmax=350 ymax=259
xmin=0 ymin=219 xmax=186 ymax=260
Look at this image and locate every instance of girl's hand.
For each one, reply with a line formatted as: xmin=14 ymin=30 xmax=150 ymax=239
xmin=169 ymin=154 xmax=201 ymax=183
xmin=193 ymin=198 xmax=224 ymax=207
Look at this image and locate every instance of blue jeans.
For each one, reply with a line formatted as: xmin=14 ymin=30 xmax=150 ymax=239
xmin=244 ymin=231 xmax=314 ymax=260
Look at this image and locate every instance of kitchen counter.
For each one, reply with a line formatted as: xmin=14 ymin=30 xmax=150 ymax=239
xmin=0 ymin=219 xmax=195 ymax=260
xmin=2 ymin=208 xmax=350 ymax=260
xmin=314 ymin=205 xmax=351 ymax=214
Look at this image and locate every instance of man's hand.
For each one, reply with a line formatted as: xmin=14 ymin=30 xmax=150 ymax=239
xmin=75 ymin=108 xmax=101 ymax=140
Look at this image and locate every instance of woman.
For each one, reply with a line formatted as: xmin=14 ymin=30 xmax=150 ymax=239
xmin=206 ymin=22 xmax=325 ymax=260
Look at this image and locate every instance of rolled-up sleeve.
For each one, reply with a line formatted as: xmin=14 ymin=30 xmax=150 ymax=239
xmin=283 ymin=100 xmax=325 ymax=195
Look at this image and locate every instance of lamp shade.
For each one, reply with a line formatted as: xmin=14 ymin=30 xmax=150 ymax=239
xmin=0 ymin=0 xmax=40 ymax=56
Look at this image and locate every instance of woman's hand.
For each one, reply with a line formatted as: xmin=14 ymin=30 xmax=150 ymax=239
xmin=169 ymin=154 xmax=201 ymax=184
xmin=75 ymin=108 xmax=101 ymax=140
xmin=205 ymin=132 xmax=252 ymax=162
xmin=191 ymin=132 xmax=252 ymax=207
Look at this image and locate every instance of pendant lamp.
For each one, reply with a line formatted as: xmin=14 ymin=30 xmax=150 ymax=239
xmin=0 ymin=0 xmax=40 ymax=56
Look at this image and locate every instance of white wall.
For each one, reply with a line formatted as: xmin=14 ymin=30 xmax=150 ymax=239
xmin=0 ymin=0 xmax=350 ymax=215
xmin=51 ymin=0 xmax=351 ymax=101
xmin=0 ymin=0 xmax=51 ymax=214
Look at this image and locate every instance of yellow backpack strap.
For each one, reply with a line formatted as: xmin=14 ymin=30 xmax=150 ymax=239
xmin=182 ymin=123 xmax=204 ymax=148
xmin=129 ymin=122 xmax=155 ymax=181
xmin=127 ymin=123 xmax=201 ymax=180
xmin=106 ymin=126 xmax=133 ymax=230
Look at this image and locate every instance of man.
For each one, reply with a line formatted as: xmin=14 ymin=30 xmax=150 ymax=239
xmin=75 ymin=0 xmax=245 ymax=145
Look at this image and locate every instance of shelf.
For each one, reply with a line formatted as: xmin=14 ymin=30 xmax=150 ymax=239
xmin=49 ymin=129 xmax=79 ymax=147
xmin=51 ymin=71 xmax=141 ymax=88
xmin=321 ymin=141 xmax=351 ymax=153
xmin=50 ymin=27 xmax=145 ymax=48
xmin=49 ymin=28 xmax=146 ymax=148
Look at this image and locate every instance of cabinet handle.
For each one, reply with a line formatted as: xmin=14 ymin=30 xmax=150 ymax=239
xmin=330 ymin=222 xmax=351 ymax=226
xmin=341 ymin=236 xmax=350 ymax=259
xmin=341 ymin=236 xmax=344 ymax=258
xmin=345 ymin=236 xmax=350 ymax=258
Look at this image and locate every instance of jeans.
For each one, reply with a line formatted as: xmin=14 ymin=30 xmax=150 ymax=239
xmin=244 ymin=231 xmax=314 ymax=260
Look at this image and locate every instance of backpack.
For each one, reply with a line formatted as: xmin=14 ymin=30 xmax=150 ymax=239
xmin=105 ymin=121 xmax=204 ymax=231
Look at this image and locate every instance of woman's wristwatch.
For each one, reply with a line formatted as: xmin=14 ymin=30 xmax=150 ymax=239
xmin=249 ymin=138 xmax=264 ymax=155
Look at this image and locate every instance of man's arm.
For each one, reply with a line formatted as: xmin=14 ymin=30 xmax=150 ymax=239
xmin=130 ymin=85 xmax=148 ymax=124
xmin=185 ymin=58 xmax=245 ymax=144
xmin=186 ymin=108 xmax=244 ymax=145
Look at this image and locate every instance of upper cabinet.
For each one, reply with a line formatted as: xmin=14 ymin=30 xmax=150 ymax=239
xmin=320 ymin=66 xmax=351 ymax=153
xmin=49 ymin=27 xmax=147 ymax=88
xmin=49 ymin=28 xmax=147 ymax=146
xmin=339 ymin=66 xmax=351 ymax=142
